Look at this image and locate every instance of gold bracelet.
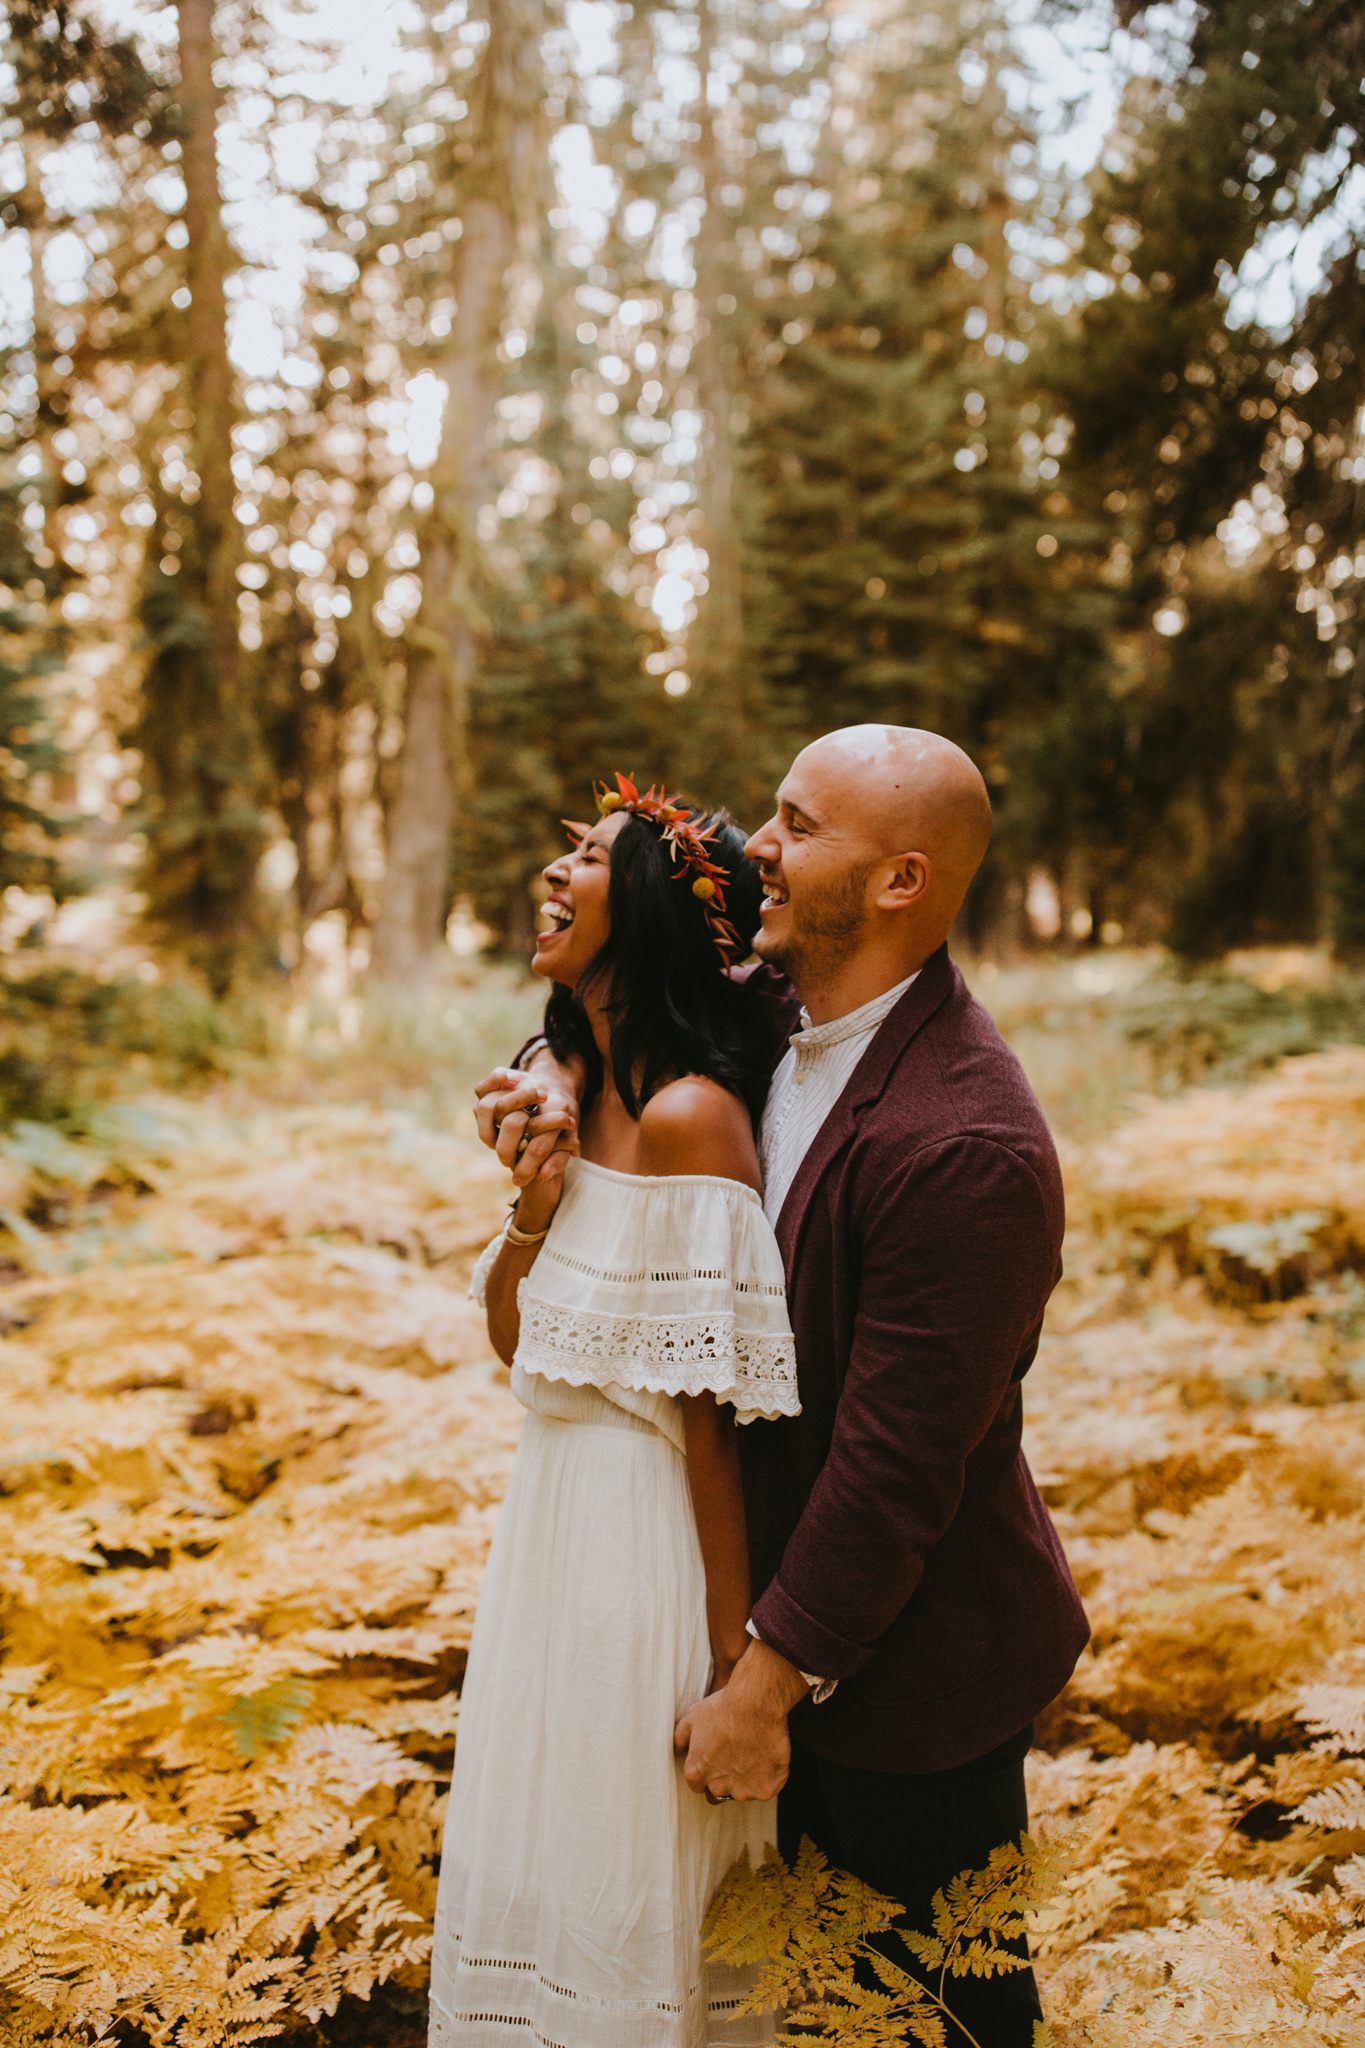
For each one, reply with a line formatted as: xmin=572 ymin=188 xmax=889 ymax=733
xmin=505 ymin=1206 xmax=551 ymax=1247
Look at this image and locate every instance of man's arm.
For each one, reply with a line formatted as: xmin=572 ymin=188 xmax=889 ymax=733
xmin=674 ymin=1135 xmax=1055 ymax=1801
xmin=749 ymin=1135 xmax=1055 ymax=1678
xmin=472 ymin=1044 xmax=585 ymax=1190
xmin=474 ymin=964 xmax=798 ymax=1188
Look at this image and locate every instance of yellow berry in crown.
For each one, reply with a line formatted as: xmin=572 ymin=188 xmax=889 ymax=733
xmin=598 ymin=792 xmax=622 ymax=814
xmin=692 ymin=876 xmax=716 ymax=901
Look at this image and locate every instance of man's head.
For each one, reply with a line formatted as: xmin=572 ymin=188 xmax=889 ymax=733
xmin=744 ymin=725 xmax=992 ymax=1013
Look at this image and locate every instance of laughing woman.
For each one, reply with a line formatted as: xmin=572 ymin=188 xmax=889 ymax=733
xmin=428 ymin=781 xmax=799 ymax=2048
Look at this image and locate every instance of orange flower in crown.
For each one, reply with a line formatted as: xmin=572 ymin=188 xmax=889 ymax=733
xmin=562 ymin=772 xmax=743 ymax=964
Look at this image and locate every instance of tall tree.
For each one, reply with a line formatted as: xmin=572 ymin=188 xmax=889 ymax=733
xmin=369 ymin=0 xmax=547 ymax=988
xmin=686 ymin=0 xmax=748 ymax=788
xmin=1031 ymin=0 xmax=1365 ymax=953
xmin=134 ymin=0 xmax=268 ymax=992
xmin=1 ymin=0 xmax=178 ymax=922
xmin=734 ymin=0 xmax=1097 ymax=857
xmin=456 ymin=221 xmax=670 ymax=947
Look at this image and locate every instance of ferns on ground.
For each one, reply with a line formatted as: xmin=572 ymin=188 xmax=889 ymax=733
xmin=7 ymin=1049 xmax=1365 ymax=2039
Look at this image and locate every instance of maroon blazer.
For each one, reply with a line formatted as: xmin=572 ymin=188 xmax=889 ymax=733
xmin=740 ymin=945 xmax=1089 ymax=1772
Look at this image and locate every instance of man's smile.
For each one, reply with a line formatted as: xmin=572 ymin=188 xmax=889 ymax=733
xmin=759 ymin=875 xmax=789 ymax=918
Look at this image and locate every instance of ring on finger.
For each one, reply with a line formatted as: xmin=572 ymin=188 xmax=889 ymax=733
xmin=514 ymin=1110 xmax=539 ymax=1159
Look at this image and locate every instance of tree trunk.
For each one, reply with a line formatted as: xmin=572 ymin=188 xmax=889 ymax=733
xmin=21 ymin=133 xmax=58 ymax=572
xmin=369 ymin=0 xmax=543 ymax=990
xmin=136 ymin=0 xmax=263 ymax=993
xmin=687 ymin=0 xmax=747 ymax=798
xmin=178 ymin=0 xmax=240 ymax=701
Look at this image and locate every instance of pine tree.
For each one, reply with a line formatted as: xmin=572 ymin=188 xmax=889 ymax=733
xmin=730 ymin=0 xmax=1108 ymax=922
xmin=0 ymin=490 xmax=78 ymax=907
xmin=457 ymin=221 xmax=670 ymax=947
xmin=1030 ymin=0 xmax=1365 ymax=952
xmin=0 ymin=0 xmax=167 ymax=916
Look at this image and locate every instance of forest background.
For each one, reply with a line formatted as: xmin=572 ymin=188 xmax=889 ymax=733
xmin=3 ymin=0 xmax=1364 ymax=988
xmin=4 ymin=0 xmax=1365 ymax=2043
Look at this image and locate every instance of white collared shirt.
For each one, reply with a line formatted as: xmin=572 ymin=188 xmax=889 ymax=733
xmin=759 ymin=972 xmax=920 ymax=1229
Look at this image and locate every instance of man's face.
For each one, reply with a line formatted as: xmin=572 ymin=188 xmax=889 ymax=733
xmin=744 ymin=756 xmax=878 ymax=989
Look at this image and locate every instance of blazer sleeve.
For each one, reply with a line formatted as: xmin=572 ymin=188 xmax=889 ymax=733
xmin=749 ymin=1134 xmax=1057 ymax=1680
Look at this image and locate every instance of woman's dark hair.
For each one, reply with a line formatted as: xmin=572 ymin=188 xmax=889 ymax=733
xmin=543 ymin=805 xmax=771 ymax=1126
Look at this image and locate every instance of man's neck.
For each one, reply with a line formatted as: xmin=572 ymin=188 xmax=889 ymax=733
xmin=794 ymin=945 xmax=935 ymax=1027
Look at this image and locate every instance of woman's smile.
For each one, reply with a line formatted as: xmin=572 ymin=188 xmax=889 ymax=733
xmin=536 ymin=894 xmax=575 ymax=943
xmin=532 ymin=809 xmax=625 ymax=983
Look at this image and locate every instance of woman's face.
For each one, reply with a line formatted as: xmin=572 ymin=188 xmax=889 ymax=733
xmin=533 ymin=809 xmax=628 ymax=986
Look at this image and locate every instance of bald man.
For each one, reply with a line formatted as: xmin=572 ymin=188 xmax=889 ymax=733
xmin=478 ymin=726 xmax=1087 ymax=2048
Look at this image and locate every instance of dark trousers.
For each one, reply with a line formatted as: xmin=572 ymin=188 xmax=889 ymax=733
xmin=777 ymin=1723 xmax=1043 ymax=2048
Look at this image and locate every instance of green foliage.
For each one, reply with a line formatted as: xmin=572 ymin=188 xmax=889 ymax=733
xmin=1027 ymin=0 xmax=1365 ymax=956
xmin=221 ymin=1679 xmax=315 ymax=1763
xmin=6 ymin=0 xmax=1365 ymax=986
xmin=135 ymin=576 xmax=272 ymax=996
xmin=1 ymin=0 xmax=176 ymax=153
xmin=0 ymin=967 xmax=259 ymax=1134
xmin=1120 ymin=969 xmax=1365 ymax=1089
xmin=704 ymin=1833 xmax=1061 ymax=2047
xmin=0 ymin=502 xmax=78 ymax=904
xmin=738 ymin=2 xmax=1099 ymax=807
xmin=456 ymin=255 xmax=672 ymax=945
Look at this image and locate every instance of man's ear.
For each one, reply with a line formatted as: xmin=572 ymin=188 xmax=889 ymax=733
xmin=874 ymin=851 xmax=931 ymax=913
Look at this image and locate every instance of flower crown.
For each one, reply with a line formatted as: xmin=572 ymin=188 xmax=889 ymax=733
xmin=563 ymin=771 xmax=743 ymax=964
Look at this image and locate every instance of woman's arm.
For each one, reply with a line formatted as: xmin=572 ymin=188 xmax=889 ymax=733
xmin=638 ymin=1076 xmax=763 ymax=1687
xmin=680 ymin=1390 xmax=752 ymax=1688
xmin=485 ymin=1176 xmax=563 ymax=1366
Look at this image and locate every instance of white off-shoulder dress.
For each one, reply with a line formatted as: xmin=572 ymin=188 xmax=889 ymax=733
xmin=428 ymin=1158 xmax=800 ymax=2048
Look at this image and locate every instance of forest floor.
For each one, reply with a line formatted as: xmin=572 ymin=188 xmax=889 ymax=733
xmin=2 ymin=954 xmax=1364 ymax=2045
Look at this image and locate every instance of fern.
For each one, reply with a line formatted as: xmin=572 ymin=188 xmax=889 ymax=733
xmin=0 ymin=1102 xmax=513 ymax=2041
xmin=8 ymin=1040 xmax=1365 ymax=2041
xmin=220 ymin=1679 xmax=314 ymax=1762
xmin=704 ymin=1835 xmax=1061 ymax=2048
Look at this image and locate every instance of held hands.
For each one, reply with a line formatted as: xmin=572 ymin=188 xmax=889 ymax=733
xmin=673 ymin=1639 xmax=810 ymax=1805
xmin=473 ymin=1059 xmax=582 ymax=1191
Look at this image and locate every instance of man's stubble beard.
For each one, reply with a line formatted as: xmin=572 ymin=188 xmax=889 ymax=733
xmin=753 ymin=862 xmax=876 ymax=992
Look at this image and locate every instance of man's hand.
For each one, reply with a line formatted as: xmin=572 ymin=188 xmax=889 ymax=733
xmin=473 ymin=1052 xmax=583 ymax=1191
xmin=673 ymin=1639 xmax=810 ymax=1804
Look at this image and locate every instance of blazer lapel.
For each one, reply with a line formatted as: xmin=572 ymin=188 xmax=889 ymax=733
xmin=774 ymin=944 xmax=957 ymax=1273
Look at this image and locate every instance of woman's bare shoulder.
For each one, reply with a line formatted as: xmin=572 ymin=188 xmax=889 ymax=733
xmin=637 ymin=1076 xmax=761 ymax=1190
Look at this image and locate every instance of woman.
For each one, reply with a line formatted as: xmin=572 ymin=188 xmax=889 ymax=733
xmin=428 ymin=777 xmax=799 ymax=2048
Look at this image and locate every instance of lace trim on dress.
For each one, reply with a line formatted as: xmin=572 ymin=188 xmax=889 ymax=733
xmin=469 ymin=1227 xmax=508 ymax=1308
xmin=440 ymin=1949 xmax=702 ymax=2015
xmin=428 ymin=1936 xmax=750 ymax=2047
xmin=516 ymin=1291 xmax=799 ymax=1422
xmin=428 ymin=1958 xmax=748 ymax=2036
xmin=542 ymin=1246 xmax=785 ymax=1298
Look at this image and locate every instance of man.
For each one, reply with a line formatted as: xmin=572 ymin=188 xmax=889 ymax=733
xmin=477 ymin=725 xmax=1088 ymax=2047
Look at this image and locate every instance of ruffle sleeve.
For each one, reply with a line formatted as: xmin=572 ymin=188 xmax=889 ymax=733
xmin=512 ymin=1159 xmax=799 ymax=1425
xmin=468 ymin=1224 xmax=508 ymax=1307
